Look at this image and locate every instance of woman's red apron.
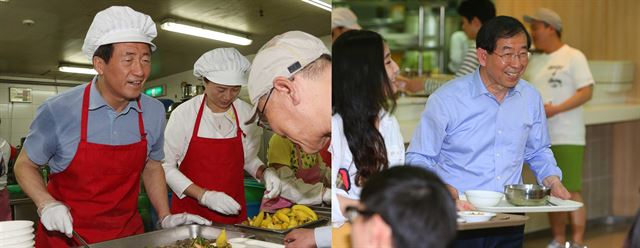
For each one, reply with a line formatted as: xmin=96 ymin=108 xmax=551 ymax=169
xmin=36 ymin=83 xmax=147 ymax=247
xmin=170 ymin=95 xmax=246 ymax=224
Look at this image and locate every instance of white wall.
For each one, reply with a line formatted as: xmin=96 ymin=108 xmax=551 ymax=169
xmin=0 ymin=83 xmax=74 ymax=146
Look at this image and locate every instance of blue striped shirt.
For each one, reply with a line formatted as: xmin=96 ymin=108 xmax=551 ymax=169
xmin=24 ymin=77 xmax=166 ymax=173
xmin=406 ymin=69 xmax=561 ymax=193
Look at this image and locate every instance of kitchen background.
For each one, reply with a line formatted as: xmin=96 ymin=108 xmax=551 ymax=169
xmin=0 ymin=0 xmax=639 ymax=245
xmin=334 ymin=0 xmax=640 ymax=241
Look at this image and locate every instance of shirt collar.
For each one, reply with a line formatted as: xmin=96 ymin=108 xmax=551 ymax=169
xmin=470 ymin=69 xmax=524 ymax=98
xmin=88 ymin=76 xmax=143 ymax=113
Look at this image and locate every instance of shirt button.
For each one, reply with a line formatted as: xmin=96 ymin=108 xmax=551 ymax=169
xmin=496 ymin=153 xmax=500 ymax=157
xmin=498 ymin=130 xmax=502 ymax=134
xmin=497 ymin=176 xmax=501 ymax=180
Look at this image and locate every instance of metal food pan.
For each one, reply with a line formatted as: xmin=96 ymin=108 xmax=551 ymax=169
xmin=235 ymin=217 xmax=328 ymax=234
xmin=89 ymin=224 xmax=250 ymax=248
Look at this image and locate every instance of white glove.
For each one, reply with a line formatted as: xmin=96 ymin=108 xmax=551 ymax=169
xmin=322 ymin=188 xmax=331 ymax=204
xmin=199 ymin=190 xmax=241 ymax=215
xmin=262 ymin=167 xmax=282 ymax=199
xmin=39 ymin=201 xmax=73 ymax=238
xmin=160 ymin=213 xmax=212 ymax=229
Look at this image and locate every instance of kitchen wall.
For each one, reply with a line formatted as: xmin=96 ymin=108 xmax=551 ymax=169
xmin=0 ymin=83 xmax=73 ymax=146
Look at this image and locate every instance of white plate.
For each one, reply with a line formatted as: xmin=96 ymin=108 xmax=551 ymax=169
xmin=1 ymin=227 xmax=34 ymax=239
xmin=0 ymin=234 xmax=34 ymax=246
xmin=461 ymin=196 xmax=584 ymax=213
xmin=4 ymin=240 xmax=34 ymax=248
xmin=0 ymin=221 xmax=34 ymax=232
xmin=458 ymin=211 xmax=496 ymax=223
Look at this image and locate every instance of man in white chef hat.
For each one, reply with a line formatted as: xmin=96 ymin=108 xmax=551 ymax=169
xmin=245 ymin=31 xmax=331 ymax=248
xmin=163 ymin=47 xmax=283 ymax=224
xmin=15 ymin=6 xmax=210 ymax=247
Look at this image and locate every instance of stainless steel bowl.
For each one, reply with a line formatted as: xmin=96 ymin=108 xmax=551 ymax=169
xmin=504 ymin=184 xmax=551 ymax=206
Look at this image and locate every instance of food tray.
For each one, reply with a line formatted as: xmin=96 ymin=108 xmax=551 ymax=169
xmin=89 ymin=224 xmax=250 ymax=248
xmin=235 ymin=217 xmax=328 ymax=234
xmin=457 ymin=213 xmax=528 ymax=230
xmin=461 ymin=196 xmax=584 ymax=213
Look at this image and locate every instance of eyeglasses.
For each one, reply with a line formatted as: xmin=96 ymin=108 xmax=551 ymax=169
xmin=494 ymin=51 xmax=531 ymax=64
xmin=345 ymin=206 xmax=375 ymax=223
xmin=256 ymin=87 xmax=274 ymax=131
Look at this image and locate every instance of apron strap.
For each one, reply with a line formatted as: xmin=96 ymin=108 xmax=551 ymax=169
xmin=192 ymin=95 xmax=245 ymax=138
xmin=81 ymin=82 xmax=146 ymax=142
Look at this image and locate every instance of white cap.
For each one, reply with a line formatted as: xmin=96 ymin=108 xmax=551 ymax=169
xmin=332 ymin=7 xmax=361 ymax=30
xmin=82 ymin=6 xmax=157 ymax=60
xmin=193 ymin=48 xmax=250 ymax=86
xmin=246 ymin=31 xmax=330 ymax=124
xmin=523 ymin=8 xmax=563 ymax=32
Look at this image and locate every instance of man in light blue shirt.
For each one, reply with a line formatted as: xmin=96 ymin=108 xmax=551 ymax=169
xmin=406 ymin=16 xmax=571 ymax=248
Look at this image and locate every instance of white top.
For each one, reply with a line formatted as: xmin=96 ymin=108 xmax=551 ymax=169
xmin=162 ymin=94 xmax=263 ymax=198
xmin=330 ymin=111 xmax=405 ymax=226
xmin=448 ymin=31 xmax=470 ymax=72
xmin=524 ymin=44 xmax=595 ymax=145
xmin=0 ymin=137 xmax=10 ymax=189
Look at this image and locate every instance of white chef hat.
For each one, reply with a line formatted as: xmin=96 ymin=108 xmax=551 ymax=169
xmin=82 ymin=6 xmax=157 ymax=60
xmin=245 ymin=31 xmax=329 ymax=124
xmin=193 ymin=48 xmax=251 ymax=86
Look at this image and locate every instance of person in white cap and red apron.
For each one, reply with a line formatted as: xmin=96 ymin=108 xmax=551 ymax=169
xmin=163 ymin=48 xmax=283 ymax=224
xmin=14 ymin=6 xmax=210 ymax=248
xmin=245 ymin=31 xmax=332 ymax=248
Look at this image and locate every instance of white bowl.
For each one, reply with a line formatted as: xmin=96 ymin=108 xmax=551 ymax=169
xmin=4 ymin=240 xmax=34 ymax=248
xmin=458 ymin=211 xmax=496 ymax=223
xmin=464 ymin=190 xmax=504 ymax=207
xmin=1 ymin=227 xmax=34 ymax=239
xmin=0 ymin=233 xmax=34 ymax=246
xmin=0 ymin=221 xmax=34 ymax=232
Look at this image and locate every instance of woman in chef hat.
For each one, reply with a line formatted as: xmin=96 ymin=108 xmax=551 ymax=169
xmin=163 ymin=48 xmax=283 ymax=224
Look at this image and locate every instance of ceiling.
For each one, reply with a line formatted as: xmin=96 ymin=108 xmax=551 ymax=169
xmin=0 ymin=0 xmax=331 ymax=84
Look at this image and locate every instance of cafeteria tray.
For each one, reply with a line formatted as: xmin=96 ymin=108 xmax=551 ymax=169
xmin=462 ymin=196 xmax=584 ymax=213
xmin=89 ymin=224 xmax=250 ymax=248
xmin=457 ymin=213 xmax=528 ymax=230
xmin=235 ymin=217 xmax=328 ymax=234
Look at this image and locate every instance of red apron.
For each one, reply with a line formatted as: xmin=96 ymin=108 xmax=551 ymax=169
xmin=35 ymin=83 xmax=147 ymax=247
xmin=171 ymin=95 xmax=246 ymax=224
xmin=261 ymin=146 xmax=327 ymax=212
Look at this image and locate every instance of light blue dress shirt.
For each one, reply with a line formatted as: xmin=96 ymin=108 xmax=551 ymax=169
xmin=406 ymin=70 xmax=562 ymax=193
xmin=24 ymin=77 xmax=166 ymax=173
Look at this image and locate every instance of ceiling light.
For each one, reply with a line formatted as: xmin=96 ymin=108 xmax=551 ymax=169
xmin=160 ymin=20 xmax=252 ymax=46
xmin=59 ymin=65 xmax=97 ymax=75
xmin=301 ymin=0 xmax=331 ymax=11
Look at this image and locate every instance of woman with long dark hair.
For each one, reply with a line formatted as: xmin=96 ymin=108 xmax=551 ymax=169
xmin=331 ymin=30 xmax=405 ymax=226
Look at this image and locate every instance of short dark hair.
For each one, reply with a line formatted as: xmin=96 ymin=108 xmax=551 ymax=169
xmin=92 ymin=43 xmax=153 ymax=64
xmin=457 ymin=0 xmax=496 ymax=24
xmin=360 ymin=166 xmax=457 ymax=248
xmin=93 ymin=44 xmax=114 ymax=64
xmin=625 ymin=208 xmax=640 ymax=248
xmin=477 ymin=15 xmax=532 ymax=54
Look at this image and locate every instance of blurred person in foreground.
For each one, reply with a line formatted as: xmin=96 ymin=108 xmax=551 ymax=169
xmin=348 ymin=166 xmax=457 ymax=248
xmin=406 ymin=16 xmax=571 ymax=247
xmin=14 ymin=6 xmax=209 ymax=247
xmin=523 ymin=8 xmax=594 ymax=248
xmin=244 ymin=31 xmax=332 ymax=248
